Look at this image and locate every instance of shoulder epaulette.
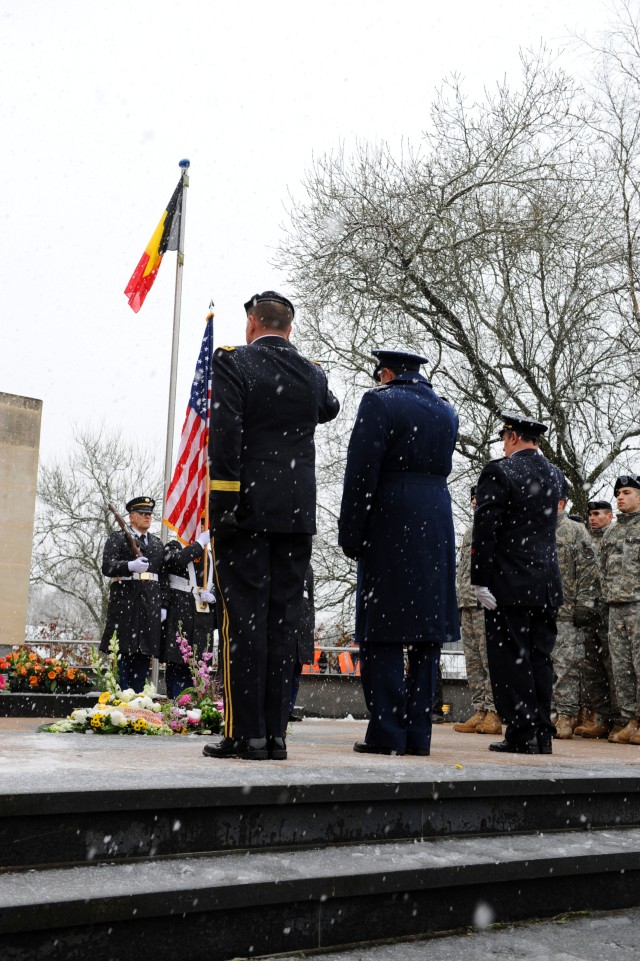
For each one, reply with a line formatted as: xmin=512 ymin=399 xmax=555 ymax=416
xmin=218 ymin=345 xmax=236 ymax=352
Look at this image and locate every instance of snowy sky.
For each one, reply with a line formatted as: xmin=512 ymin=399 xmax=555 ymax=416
xmin=1 ymin=0 xmax=613 ymax=469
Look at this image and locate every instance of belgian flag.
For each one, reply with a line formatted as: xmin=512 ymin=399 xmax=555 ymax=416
xmin=124 ymin=179 xmax=182 ymax=313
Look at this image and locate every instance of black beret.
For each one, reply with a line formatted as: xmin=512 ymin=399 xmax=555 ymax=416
xmin=244 ymin=291 xmax=295 ymax=317
xmin=371 ymin=349 xmax=429 ymax=383
xmin=470 ymin=485 xmax=477 ymax=499
xmin=614 ymin=474 xmax=640 ymax=495
xmin=587 ymin=500 xmax=613 ymax=512
xmin=126 ymin=496 xmax=155 ymax=514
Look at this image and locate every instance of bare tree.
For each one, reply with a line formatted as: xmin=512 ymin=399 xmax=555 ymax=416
xmin=276 ymin=45 xmax=640 ymax=629
xmin=279 ymin=50 xmax=640 ymax=524
xmin=31 ymin=426 xmax=162 ymax=638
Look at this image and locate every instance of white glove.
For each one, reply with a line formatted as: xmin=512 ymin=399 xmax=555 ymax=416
xmin=128 ymin=557 xmax=149 ymax=574
xmin=474 ymin=586 xmax=497 ymax=611
xmin=161 ymin=608 xmax=167 ymax=623
xmin=196 ymin=530 xmax=211 ymax=547
xmin=199 ymin=590 xmax=216 ymax=604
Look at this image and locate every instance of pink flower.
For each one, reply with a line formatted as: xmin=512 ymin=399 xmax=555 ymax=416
xmin=176 ymin=694 xmax=192 ymax=707
xmin=0 ymin=674 xmax=6 ymax=690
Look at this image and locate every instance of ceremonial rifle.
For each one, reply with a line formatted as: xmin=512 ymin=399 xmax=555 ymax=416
xmin=107 ymin=503 xmax=143 ymax=557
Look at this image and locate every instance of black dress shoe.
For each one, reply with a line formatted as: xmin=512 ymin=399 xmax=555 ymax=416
xmin=488 ymin=738 xmax=534 ymax=754
xmin=268 ymin=736 xmax=287 ymax=760
xmin=432 ymin=714 xmax=445 ymax=724
xmin=529 ymin=736 xmax=553 ymax=755
xmin=202 ymin=737 xmax=268 ymax=760
xmin=288 ymin=713 xmax=303 ymax=722
xmin=406 ymin=747 xmax=430 ymax=756
xmin=202 ymin=737 xmax=247 ymax=759
xmin=353 ymin=741 xmax=405 ymax=756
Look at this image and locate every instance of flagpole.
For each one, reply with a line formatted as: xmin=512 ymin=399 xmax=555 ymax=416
xmin=154 ymin=158 xmax=189 ymax=689
xmin=160 ymin=158 xmax=190 ymax=537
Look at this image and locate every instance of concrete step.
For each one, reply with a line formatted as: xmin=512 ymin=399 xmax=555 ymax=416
xmin=1 ymin=828 xmax=640 ymax=960
xmin=2 ymin=773 xmax=640 ymax=870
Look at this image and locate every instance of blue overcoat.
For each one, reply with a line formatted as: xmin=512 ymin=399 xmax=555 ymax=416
xmin=338 ymin=373 xmax=460 ymax=646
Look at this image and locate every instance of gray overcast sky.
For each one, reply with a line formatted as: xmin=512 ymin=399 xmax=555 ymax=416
xmin=1 ymin=0 xmax=612 ymax=467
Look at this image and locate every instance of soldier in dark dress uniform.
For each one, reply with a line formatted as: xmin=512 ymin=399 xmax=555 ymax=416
xmin=162 ymin=517 xmax=216 ymax=700
xmin=471 ymin=412 xmax=564 ymax=754
xmin=338 ymin=349 xmax=460 ymax=756
xmin=100 ymin=496 xmax=164 ymax=692
xmin=203 ymin=291 xmax=340 ymax=761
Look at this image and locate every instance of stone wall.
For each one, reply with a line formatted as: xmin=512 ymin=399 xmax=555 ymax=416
xmin=0 ymin=392 xmax=42 ymax=646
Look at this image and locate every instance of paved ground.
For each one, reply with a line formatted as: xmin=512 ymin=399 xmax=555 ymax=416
xmin=262 ymin=907 xmax=640 ymax=961
xmin=2 ymin=716 xmax=640 ymax=794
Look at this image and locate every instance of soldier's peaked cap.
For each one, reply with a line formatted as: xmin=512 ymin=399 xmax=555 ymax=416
xmin=126 ymin=496 xmax=155 ymax=513
xmin=371 ymin=349 xmax=428 ymax=382
xmin=498 ymin=410 xmax=548 ymax=438
xmin=244 ymin=291 xmax=295 ymax=317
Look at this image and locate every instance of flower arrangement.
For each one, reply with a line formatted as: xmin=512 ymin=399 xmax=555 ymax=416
xmin=161 ymin=634 xmax=223 ymax=735
xmin=0 ymin=647 xmax=91 ymax=694
xmin=42 ymin=689 xmax=173 ymax=735
xmin=39 ymin=632 xmax=223 ymax=736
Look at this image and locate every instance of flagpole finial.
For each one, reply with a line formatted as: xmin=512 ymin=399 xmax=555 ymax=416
xmin=179 ymin=159 xmax=190 ymax=168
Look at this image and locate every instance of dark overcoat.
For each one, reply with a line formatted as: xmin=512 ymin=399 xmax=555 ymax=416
xmin=161 ymin=540 xmax=216 ymax=664
xmin=338 ymin=373 xmax=460 ymax=646
xmin=471 ymin=449 xmax=564 ymax=607
xmin=208 ymin=337 xmax=340 ymax=535
xmin=100 ymin=531 xmax=164 ymax=657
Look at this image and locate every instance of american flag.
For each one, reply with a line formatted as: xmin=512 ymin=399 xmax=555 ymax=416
xmin=163 ymin=312 xmax=214 ymax=543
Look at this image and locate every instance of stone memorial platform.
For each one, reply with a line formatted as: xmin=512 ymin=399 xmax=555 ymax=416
xmin=1 ymin=717 xmax=639 ymax=960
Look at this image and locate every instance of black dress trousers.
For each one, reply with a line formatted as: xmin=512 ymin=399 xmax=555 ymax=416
xmin=485 ymin=605 xmax=558 ymax=744
xmin=214 ymin=529 xmax=312 ymax=740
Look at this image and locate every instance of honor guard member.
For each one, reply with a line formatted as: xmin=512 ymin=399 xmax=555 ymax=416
xmin=161 ymin=515 xmax=216 ymax=700
xmin=552 ymin=478 xmax=598 ymax=738
xmin=100 ymin=496 xmax=164 ymax=692
xmin=338 ymin=349 xmax=460 ymax=756
xmin=471 ymin=412 xmax=564 ymax=754
xmin=453 ymin=485 xmax=501 ymax=736
xmin=599 ymin=474 xmax=640 ymax=744
xmin=576 ymin=499 xmax=618 ymax=738
xmin=204 ymin=291 xmax=340 ymax=761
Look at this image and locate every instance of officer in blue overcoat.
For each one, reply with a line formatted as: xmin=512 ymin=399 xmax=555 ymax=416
xmin=338 ymin=350 xmax=460 ymax=755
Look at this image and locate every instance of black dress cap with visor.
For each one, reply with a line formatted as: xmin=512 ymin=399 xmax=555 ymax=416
xmin=498 ymin=410 xmax=548 ymax=441
xmin=371 ymin=349 xmax=429 ymax=383
xmin=244 ymin=291 xmax=295 ymax=318
xmin=126 ymin=496 xmax=155 ymax=514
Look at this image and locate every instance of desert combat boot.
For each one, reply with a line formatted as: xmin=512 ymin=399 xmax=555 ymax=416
xmin=476 ymin=710 xmax=502 ymax=734
xmin=608 ymin=719 xmax=639 ymax=743
xmin=453 ymin=710 xmax=486 ymax=733
xmin=577 ymin=714 xmax=611 ymax=739
xmin=554 ymin=714 xmax=577 ymax=739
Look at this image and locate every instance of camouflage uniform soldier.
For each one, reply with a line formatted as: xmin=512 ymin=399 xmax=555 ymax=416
xmin=453 ymin=486 xmax=501 ymax=736
xmin=576 ymin=500 xmax=618 ymax=739
xmin=552 ymin=486 xmax=598 ymax=739
xmin=600 ymin=474 xmax=640 ymax=744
